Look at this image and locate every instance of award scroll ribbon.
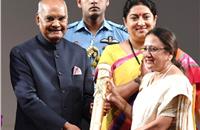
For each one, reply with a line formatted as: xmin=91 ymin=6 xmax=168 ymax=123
xmin=90 ymin=64 xmax=111 ymax=130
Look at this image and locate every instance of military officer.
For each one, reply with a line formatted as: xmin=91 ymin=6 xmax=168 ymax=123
xmin=64 ymin=0 xmax=128 ymax=69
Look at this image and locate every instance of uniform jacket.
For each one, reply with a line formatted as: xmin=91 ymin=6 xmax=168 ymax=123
xmin=64 ymin=19 xmax=129 ymax=70
xmin=65 ymin=20 xmax=128 ymax=54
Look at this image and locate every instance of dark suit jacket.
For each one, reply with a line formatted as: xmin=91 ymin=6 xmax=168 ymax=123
xmin=10 ymin=34 xmax=94 ymax=130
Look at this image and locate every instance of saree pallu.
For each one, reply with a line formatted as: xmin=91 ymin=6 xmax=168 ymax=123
xmin=131 ymin=73 xmax=195 ymax=130
xmin=176 ymin=48 xmax=200 ymax=129
xmin=98 ymin=44 xmax=143 ymax=130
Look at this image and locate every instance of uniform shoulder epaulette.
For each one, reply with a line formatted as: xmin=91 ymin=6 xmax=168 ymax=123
xmin=67 ymin=21 xmax=79 ymax=29
xmin=107 ymin=20 xmax=127 ymax=32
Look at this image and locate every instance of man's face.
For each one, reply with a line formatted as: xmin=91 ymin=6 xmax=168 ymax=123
xmin=36 ymin=2 xmax=67 ymax=43
xmin=77 ymin=0 xmax=109 ymax=19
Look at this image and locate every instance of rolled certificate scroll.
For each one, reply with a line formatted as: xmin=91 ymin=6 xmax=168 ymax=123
xmin=90 ymin=64 xmax=111 ymax=130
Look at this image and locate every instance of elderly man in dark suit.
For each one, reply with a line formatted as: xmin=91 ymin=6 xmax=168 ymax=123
xmin=10 ymin=0 xmax=94 ymax=130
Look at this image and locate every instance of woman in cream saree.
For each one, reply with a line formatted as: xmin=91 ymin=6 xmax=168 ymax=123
xmin=106 ymin=28 xmax=196 ymax=130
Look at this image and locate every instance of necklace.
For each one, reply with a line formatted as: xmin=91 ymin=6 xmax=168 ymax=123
xmin=128 ymin=39 xmax=140 ymax=65
xmin=148 ymin=64 xmax=174 ymax=86
xmin=158 ymin=64 xmax=173 ymax=79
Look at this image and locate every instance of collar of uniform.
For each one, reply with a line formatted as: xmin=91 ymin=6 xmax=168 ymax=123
xmin=75 ymin=19 xmax=113 ymax=32
xmin=103 ymin=20 xmax=113 ymax=31
xmin=36 ymin=33 xmax=63 ymax=50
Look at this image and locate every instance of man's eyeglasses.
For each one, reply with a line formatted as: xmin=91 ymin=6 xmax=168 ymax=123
xmin=141 ymin=46 xmax=166 ymax=53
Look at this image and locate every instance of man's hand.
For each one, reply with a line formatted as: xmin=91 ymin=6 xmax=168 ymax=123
xmin=64 ymin=122 xmax=80 ymax=130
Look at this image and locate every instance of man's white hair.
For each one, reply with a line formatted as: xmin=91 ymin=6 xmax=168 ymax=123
xmin=37 ymin=0 xmax=68 ymax=14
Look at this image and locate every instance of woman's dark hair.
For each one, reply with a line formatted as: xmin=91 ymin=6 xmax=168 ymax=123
xmin=146 ymin=27 xmax=185 ymax=72
xmin=123 ymin=0 xmax=157 ymax=18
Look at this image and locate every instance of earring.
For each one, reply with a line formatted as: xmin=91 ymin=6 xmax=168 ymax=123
xmin=168 ymin=55 xmax=173 ymax=61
